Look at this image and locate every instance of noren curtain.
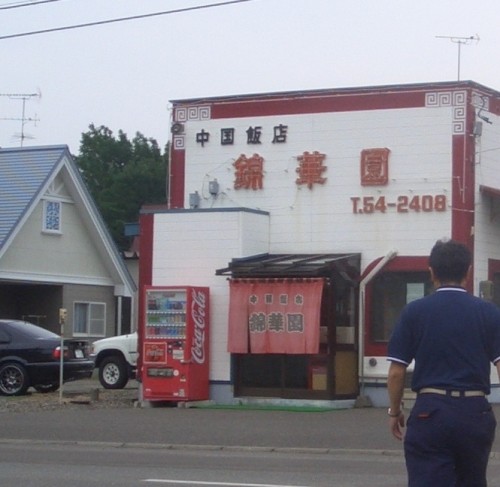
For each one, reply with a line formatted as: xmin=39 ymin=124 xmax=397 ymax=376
xmin=227 ymin=278 xmax=324 ymax=354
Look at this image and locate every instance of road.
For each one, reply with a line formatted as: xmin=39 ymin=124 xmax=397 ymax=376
xmin=0 ymin=441 xmax=408 ymax=487
xmin=4 ymin=381 xmax=500 ymax=486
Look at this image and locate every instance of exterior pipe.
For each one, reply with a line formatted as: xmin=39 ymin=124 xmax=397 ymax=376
xmin=358 ymin=249 xmax=398 ymax=398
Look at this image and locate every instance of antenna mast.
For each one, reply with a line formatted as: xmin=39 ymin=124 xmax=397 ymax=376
xmin=435 ymin=35 xmax=479 ymax=81
xmin=0 ymin=92 xmax=41 ymax=146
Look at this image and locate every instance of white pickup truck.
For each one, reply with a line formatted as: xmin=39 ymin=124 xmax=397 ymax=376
xmin=90 ymin=332 xmax=138 ymax=389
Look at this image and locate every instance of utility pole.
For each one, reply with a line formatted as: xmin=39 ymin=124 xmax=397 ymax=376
xmin=435 ymin=35 xmax=479 ymax=81
xmin=0 ymin=92 xmax=41 ymax=146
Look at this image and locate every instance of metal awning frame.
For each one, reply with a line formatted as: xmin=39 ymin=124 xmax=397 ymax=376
xmin=215 ymin=253 xmax=361 ymax=279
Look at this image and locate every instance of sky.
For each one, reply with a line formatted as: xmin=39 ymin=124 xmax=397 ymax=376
xmin=1 ymin=0 xmax=499 ymax=154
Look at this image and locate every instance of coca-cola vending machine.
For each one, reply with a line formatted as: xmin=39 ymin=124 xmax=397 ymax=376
xmin=142 ymin=286 xmax=209 ymax=402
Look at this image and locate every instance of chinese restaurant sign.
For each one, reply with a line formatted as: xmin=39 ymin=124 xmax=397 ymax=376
xmin=188 ymin=119 xmax=448 ymax=210
xmin=227 ymin=278 xmax=324 ymax=354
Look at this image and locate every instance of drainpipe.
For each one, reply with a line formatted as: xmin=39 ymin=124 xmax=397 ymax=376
xmin=357 ymin=249 xmax=398 ymax=401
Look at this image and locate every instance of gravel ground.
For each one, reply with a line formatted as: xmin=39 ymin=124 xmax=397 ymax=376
xmin=0 ymin=383 xmax=139 ymax=413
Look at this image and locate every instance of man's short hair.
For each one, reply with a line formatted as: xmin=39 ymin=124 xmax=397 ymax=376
xmin=429 ymin=239 xmax=471 ymax=283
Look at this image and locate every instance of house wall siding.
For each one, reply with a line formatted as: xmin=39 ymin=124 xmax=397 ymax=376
xmin=63 ymin=283 xmax=116 ymax=338
xmin=1 ymin=194 xmax=113 ymax=285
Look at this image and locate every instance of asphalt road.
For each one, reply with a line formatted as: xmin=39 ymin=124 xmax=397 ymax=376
xmin=3 ymin=379 xmax=500 ymax=486
xmin=4 ymin=376 xmax=500 ymax=454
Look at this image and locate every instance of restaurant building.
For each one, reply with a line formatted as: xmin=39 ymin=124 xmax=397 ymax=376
xmin=139 ymin=81 xmax=500 ymax=406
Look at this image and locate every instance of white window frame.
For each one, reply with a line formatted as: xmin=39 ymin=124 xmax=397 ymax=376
xmin=73 ymin=302 xmax=106 ymax=337
xmin=42 ymin=199 xmax=62 ymax=234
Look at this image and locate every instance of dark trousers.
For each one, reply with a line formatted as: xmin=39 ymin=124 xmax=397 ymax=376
xmin=404 ymin=394 xmax=496 ymax=487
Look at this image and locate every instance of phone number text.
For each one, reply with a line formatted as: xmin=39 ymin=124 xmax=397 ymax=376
xmin=351 ymin=195 xmax=447 ymax=214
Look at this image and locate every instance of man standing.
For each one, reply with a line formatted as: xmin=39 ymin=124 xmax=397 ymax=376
xmin=387 ymin=239 xmax=500 ymax=486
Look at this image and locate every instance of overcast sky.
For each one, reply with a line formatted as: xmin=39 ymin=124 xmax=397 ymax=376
xmin=1 ymin=0 xmax=499 ymax=154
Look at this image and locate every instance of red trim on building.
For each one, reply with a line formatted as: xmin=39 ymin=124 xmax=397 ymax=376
xmin=137 ymin=212 xmax=155 ymax=380
xmin=169 ymin=149 xmax=185 ymax=209
xmin=209 ymin=91 xmax=426 ymax=119
xmin=450 ymin=99 xmax=476 ymax=266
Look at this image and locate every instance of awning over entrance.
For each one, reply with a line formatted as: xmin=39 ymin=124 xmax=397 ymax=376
xmin=216 ymin=253 xmax=361 ymax=279
xmin=480 ymin=184 xmax=500 ymax=198
xmin=218 ymin=253 xmax=361 ymax=354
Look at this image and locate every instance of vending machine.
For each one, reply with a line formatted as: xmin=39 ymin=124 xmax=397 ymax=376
xmin=142 ymin=286 xmax=209 ymax=402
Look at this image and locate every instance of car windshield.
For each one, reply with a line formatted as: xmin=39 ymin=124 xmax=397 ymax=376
xmin=9 ymin=321 xmax=59 ymax=340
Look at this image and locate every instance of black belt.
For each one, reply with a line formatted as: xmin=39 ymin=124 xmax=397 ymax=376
xmin=419 ymin=387 xmax=486 ymax=398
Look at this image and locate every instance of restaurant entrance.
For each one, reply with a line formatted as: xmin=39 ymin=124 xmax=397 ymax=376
xmin=216 ymin=253 xmax=360 ymax=400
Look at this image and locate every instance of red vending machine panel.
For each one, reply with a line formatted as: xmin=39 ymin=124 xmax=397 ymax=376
xmin=142 ymin=286 xmax=209 ymax=401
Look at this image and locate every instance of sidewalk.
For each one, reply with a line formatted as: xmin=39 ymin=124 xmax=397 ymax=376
xmin=3 ymin=377 xmax=500 ymax=455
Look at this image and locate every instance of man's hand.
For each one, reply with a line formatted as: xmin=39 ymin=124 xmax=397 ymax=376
xmin=389 ymin=411 xmax=405 ymax=440
xmin=387 ymin=361 xmax=407 ymax=441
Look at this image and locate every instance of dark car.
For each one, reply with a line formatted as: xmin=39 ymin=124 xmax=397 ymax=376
xmin=0 ymin=319 xmax=94 ymax=396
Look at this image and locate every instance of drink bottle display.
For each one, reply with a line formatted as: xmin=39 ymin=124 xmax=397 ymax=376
xmin=142 ymin=286 xmax=209 ymax=401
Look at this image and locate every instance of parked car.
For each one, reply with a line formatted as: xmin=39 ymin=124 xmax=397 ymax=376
xmin=0 ymin=319 xmax=94 ymax=396
xmin=90 ymin=332 xmax=138 ymax=389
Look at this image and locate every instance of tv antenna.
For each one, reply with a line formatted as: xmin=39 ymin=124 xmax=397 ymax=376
xmin=435 ymin=35 xmax=479 ymax=81
xmin=0 ymin=91 xmax=41 ymax=146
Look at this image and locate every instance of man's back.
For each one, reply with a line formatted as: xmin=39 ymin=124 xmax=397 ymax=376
xmin=390 ymin=287 xmax=500 ymax=393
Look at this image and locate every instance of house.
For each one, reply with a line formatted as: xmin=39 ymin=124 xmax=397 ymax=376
xmin=138 ymin=80 xmax=500 ymax=406
xmin=0 ymin=145 xmax=136 ymax=339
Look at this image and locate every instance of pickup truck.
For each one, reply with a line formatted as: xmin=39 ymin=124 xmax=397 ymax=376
xmin=90 ymin=332 xmax=138 ymax=389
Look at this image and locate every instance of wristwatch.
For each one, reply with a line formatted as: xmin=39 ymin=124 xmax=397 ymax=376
xmin=387 ymin=407 xmax=402 ymax=417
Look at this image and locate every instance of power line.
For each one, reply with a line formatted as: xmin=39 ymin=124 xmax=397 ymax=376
xmin=0 ymin=0 xmax=255 ymax=40
xmin=0 ymin=0 xmax=64 ymax=11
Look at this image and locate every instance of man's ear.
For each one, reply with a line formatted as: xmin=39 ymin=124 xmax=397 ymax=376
xmin=429 ymin=267 xmax=435 ymax=282
xmin=466 ymin=265 xmax=473 ymax=282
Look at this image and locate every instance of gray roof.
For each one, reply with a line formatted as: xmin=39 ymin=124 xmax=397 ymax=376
xmin=0 ymin=145 xmax=66 ymax=250
xmin=0 ymin=145 xmax=136 ymax=295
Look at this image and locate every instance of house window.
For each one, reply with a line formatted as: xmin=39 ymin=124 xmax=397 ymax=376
xmin=43 ymin=200 xmax=61 ymax=233
xmin=73 ymin=302 xmax=106 ymax=336
xmin=371 ymin=271 xmax=432 ymax=342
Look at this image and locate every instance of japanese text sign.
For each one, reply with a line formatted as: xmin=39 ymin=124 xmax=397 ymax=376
xmin=227 ymin=278 xmax=324 ymax=354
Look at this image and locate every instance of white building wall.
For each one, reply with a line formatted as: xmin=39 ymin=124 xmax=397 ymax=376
xmin=151 ymin=209 xmax=269 ymax=381
xmin=473 ymin=112 xmax=500 ymax=292
xmin=182 ymin=106 xmax=454 ymax=270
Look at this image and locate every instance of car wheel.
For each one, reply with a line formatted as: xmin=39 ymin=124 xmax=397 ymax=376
xmin=34 ymin=383 xmax=60 ymax=393
xmin=0 ymin=362 xmax=30 ymax=396
xmin=99 ymin=356 xmax=128 ymax=389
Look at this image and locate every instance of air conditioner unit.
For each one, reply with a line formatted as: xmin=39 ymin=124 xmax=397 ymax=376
xmin=171 ymin=122 xmax=184 ymax=134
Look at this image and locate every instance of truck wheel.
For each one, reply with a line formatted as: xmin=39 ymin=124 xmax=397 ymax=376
xmin=99 ymin=356 xmax=128 ymax=389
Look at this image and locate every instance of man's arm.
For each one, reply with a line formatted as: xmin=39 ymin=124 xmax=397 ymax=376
xmin=387 ymin=361 xmax=407 ymax=440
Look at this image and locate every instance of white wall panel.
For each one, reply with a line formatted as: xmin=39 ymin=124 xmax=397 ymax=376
xmin=182 ymin=106 xmax=454 ymax=269
xmin=472 ymin=111 xmax=500 ymax=293
xmin=151 ymin=210 xmax=269 ymax=381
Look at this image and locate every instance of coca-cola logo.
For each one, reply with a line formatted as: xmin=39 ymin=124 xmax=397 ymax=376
xmin=191 ymin=289 xmax=207 ymax=364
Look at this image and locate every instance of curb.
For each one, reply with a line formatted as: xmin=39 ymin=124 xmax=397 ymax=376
xmin=3 ymin=438 xmax=500 ymax=459
xmin=0 ymin=438 xmax=404 ymax=456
